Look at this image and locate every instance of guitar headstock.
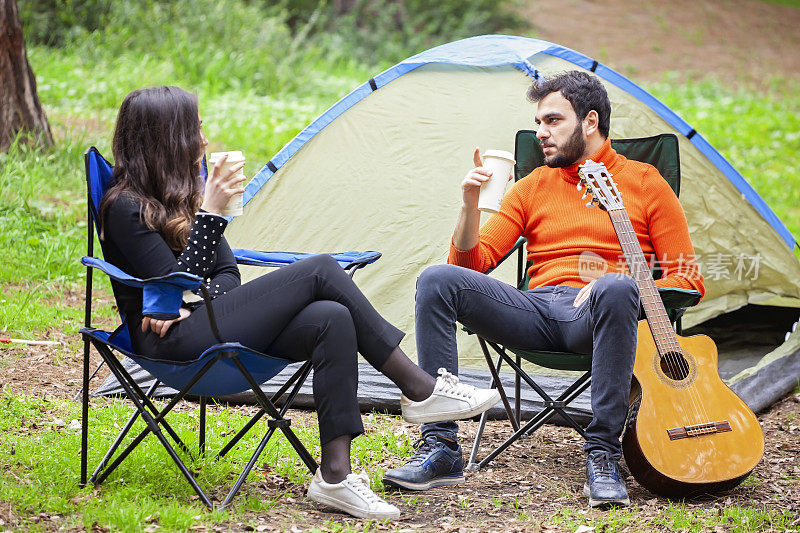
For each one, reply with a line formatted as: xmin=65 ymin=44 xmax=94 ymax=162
xmin=577 ymin=159 xmax=623 ymax=211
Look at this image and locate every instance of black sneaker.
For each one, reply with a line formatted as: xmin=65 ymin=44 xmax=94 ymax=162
xmin=382 ymin=435 xmax=464 ymax=491
xmin=583 ymin=450 xmax=630 ymax=508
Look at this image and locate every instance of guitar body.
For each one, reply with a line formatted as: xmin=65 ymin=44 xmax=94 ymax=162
xmin=576 ymin=160 xmax=763 ymax=498
xmin=622 ymin=320 xmax=764 ymax=497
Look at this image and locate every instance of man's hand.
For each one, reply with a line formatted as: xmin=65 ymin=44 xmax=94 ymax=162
xmin=142 ymin=307 xmax=191 ymax=338
xmin=573 ymin=279 xmax=596 ymax=308
xmin=461 ymin=148 xmax=493 ymax=209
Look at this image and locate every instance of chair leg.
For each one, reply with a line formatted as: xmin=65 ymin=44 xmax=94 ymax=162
xmin=89 ymin=380 xmax=160 ymax=484
xmin=74 ymin=360 xmax=105 ymax=402
xmin=488 ymin=340 xmax=590 ymax=438
xmin=80 ymin=338 xmax=91 ymax=487
xmin=515 ymin=355 xmax=522 ymax=425
xmin=95 ymin=346 xmax=214 ymax=508
xmin=468 ymin=338 xmax=520 ymax=470
xmin=467 ymin=410 xmax=490 ymax=471
xmin=219 ymin=360 xmax=317 ymax=508
xmin=231 ymin=357 xmax=318 ymax=475
xmin=467 ymin=348 xmax=504 ymax=470
xmin=216 ymin=360 xmax=311 ymax=459
xmin=469 ymin=340 xmax=593 ymax=470
xmin=478 ymin=337 xmax=518 ymax=431
xmin=108 ymin=346 xmax=200 ymax=458
xmin=199 ymin=396 xmax=206 ymax=456
xmin=474 ymin=377 xmax=587 ymax=470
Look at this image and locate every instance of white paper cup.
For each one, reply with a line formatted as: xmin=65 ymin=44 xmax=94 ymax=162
xmin=208 ymin=150 xmax=246 ymax=216
xmin=478 ymin=149 xmax=516 ymax=213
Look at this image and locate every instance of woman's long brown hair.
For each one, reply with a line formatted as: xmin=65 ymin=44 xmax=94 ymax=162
xmin=100 ymin=86 xmax=204 ymax=251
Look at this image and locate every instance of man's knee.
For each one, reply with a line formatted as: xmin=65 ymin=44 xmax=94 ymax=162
xmin=591 ymin=273 xmax=639 ymax=313
xmin=416 ymin=264 xmax=464 ymax=304
xmin=417 ymin=264 xmax=464 ymax=290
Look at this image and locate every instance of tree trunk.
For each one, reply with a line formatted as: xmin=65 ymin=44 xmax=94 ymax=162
xmin=0 ymin=0 xmax=53 ymax=153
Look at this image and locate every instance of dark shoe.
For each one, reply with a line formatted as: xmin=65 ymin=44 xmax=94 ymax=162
xmin=583 ymin=450 xmax=630 ymax=508
xmin=382 ymin=435 xmax=464 ymax=490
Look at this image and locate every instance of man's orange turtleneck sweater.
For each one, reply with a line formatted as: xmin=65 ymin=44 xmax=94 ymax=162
xmin=448 ymin=138 xmax=705 ymax=295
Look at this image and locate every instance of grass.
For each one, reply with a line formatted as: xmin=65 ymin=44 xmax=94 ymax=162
xmin=0 ymin=388 xmax=411 ymax=531
xmin=1 ymin=385 xmax=797 ymax=531
xmin=765 ymin=0 xmax=800 ymax=7
xmin=549 ymin=501 xmax=799 ymax=531
xmin=647 ymin=76 xmax=800 ymax=243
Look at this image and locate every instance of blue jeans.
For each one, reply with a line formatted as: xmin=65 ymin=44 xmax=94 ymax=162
xmin=414 ymin=264 xmax=640 ymax=458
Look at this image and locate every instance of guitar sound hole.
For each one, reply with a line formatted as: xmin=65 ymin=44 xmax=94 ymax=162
xmin=660 ymin=352 xmax=690 ymax=380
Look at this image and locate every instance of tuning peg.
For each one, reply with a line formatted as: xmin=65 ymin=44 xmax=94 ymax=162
xmin=576 ymin=182 xmax=583 ymax=191
xmin=586 ymin=201 xmax=594 ymax=209
xmin=581 ymin=190 xmax=588 ymax=199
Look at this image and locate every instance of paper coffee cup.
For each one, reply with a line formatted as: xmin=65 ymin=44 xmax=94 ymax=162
xmin=478 ymin=149 xmax=516 ymax=213
xmin=208 ymin=151 xmax=246 ymax=217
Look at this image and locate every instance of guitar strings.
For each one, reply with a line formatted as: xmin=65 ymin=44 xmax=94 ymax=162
xmin=616 ymin=217 xmax=709 ymax=426
xmin=585 ymin=168 xmax=710 ymax=427
xmin=615 ymin=213 xmax=711 ymax=426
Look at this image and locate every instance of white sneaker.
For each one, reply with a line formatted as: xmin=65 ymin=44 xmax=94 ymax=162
xmin=307 ymin=469 xmax=400 ymax=520
xmin=401 ymin=368 xmax=501 ymax=424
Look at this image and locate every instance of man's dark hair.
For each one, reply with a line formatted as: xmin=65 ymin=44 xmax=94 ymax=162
xmin=527 ymin=71 xmax=611 ymax=138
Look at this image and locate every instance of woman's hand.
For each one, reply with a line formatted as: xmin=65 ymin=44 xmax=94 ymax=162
xmin=461 ymin=148 xmax=492 ymax=209
xmin=200 ymin=154 xmax=246 ymax=215
xmin=142 ymin=307 xmax=191 ymax=338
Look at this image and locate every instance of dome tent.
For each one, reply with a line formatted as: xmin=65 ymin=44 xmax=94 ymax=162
xmin=99 ymin=36 xmax=800 ymax=417
xmin=226 ymin=35 xmax=800 ymax=414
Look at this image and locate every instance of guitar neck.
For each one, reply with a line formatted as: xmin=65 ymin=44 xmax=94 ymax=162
xmin=607 ymin=208 xmax=678 ymax=354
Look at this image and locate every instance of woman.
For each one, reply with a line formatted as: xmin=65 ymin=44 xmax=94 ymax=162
xmin=99 ymin=86 xmax=499 ymax=520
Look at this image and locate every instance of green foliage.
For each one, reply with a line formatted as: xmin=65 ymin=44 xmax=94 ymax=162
xmin=278 ymin=0 xmax=529 ymax=65
xmin=647 ymin=76 xmax=800 ymax=242
xmin=0 ymin=137 xmax=86 ymax=286
xmin=17 ymin=0 xmax=115 ymax=47
xmin=20 ymin=0 xmax=527 ymax=84
xmin=0 ymin=135 xmax=118 ymax=337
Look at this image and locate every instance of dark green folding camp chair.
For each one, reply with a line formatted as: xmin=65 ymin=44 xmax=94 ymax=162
xmin=466 ymin=131 xmax=702 ymax=470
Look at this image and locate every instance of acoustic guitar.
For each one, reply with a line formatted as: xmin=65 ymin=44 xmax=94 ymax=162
xmin=577 ymin=160 xmax=763 ymax=497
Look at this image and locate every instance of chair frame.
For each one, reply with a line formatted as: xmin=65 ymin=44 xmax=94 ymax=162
xmin=466 ymin=133 xmax=701 ymax=470
xmin=79 ymin=148 xmax=377 ymax=509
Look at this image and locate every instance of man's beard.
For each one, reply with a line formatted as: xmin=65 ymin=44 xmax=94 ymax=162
xmin=542 ymin=123 xmax=586 ymax=168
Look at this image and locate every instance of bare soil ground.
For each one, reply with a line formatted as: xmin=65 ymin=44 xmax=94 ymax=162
xmin=524 ymin=0 xmax=800 ymax=87
xmin=1 ymin=341 xmax=799 ymax=531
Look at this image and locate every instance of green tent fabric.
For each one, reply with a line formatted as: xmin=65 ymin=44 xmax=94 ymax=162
xmin=225 ymin=35 xmax=800 ymax=412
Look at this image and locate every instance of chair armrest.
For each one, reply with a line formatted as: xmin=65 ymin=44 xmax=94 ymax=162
xmin=657 ymin=287 xmax=702 ymax=310
xmin=81 ymin=256 xmax=202 ymax=320
xmin=484 ymin=237 xmax=526 ymax=276
xmin=232 ymin=249 xmax=382 ymax=271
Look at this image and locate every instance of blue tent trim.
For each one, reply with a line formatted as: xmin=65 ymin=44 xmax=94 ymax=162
xmin=244 ymin=35 xmax=795 ymax=248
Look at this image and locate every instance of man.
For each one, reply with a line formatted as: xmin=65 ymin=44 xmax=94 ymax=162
xmin=385 ymin=71 xmax=704 ymax=507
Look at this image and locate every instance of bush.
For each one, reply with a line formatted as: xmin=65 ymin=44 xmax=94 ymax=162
xmin=20 ymin=0 xmax=528 ymax=79
xmin=17 ymin=0 xmax=115 ymax=47
xmin=278 ymin=0 xmax=529 ymax=64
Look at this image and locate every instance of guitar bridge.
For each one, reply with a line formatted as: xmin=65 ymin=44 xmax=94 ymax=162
xmin=667 ymin=421 xmax=732 ymax=440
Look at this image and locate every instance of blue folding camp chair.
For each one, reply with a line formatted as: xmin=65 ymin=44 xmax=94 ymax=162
xmin=79 ymin=147 xmax=382 ymax=508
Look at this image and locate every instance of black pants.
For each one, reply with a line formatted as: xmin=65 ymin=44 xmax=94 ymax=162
xmin=135 ymin=254 xmax=405 ymax=444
